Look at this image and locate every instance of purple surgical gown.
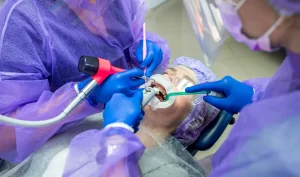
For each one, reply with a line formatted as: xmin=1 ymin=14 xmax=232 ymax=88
xmin=209 ymin=50 xmax=300 ymax=176
xmin=63 ymin=127 xmax=145 ymax=177
xmin=0 ymin=0 xmax=170 ymax=163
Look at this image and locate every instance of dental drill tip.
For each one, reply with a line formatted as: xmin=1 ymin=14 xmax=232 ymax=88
xmin=153 ymin=87 xmax=160 ymax=94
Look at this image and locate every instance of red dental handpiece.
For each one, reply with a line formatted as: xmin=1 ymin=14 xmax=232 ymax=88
xmin=78 ymin=56 xmax=125 ymax=84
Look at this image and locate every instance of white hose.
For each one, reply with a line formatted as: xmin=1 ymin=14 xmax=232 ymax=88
xmin=0 ymin=80 xmax=98 ymax=128
xmin=0 ymin=112 xmax=67 ymax=127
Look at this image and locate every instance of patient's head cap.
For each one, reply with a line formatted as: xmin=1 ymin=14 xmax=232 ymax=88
xmin=172 ymin=56 xmax=220 ymax=146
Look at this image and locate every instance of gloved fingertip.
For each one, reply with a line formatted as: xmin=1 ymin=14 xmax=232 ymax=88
xmin=203 ymin=95 xmax=215 ymax=103
xmin=203 ymin=95 xmax=227 ymax=111
xmin=140 ymin=56 xmax=151 ymax=68
xmin=146 ymin=71 xmax=152 ymax=78
xmin=125 ymin=68 xmax=144 ymax=78
xmin=132 ymin=68 xmax=145 ymax=76
xmin=185 ymin=87 xmax=192 ymax=92
xmin=185 ymin=86 xmax=198 ymax=93
xmin=137 ymin=68 xmax=146 ymax=77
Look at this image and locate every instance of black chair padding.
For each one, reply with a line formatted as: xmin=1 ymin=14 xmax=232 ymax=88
xmin=187 ymin=110 xmax=233 ymax=153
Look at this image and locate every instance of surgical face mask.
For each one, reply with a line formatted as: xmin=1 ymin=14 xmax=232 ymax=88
xmin=216 ymin=0 xmax=285 ymax=52
xmin=144 ymin=74 xmax=196 ymax=111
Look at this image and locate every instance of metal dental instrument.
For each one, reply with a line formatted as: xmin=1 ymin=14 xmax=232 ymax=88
xmin=142 ymin=23 xmax=147 ymax=87
xmin=142 ymin=87 xmax=159 ymax=108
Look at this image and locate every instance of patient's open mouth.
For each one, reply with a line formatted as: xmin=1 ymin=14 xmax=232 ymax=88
xmin=151 ymin=83 xmax=167 ymax=102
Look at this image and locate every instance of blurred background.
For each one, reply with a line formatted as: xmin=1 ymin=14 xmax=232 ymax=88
xmin=145 ymin=0 xmax=285 ymax=160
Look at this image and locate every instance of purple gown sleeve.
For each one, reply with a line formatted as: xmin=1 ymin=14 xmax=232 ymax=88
xmin=0 ymin=5 xmax=100 ymax=163
xmin=210 ymin=92 xmax=300 ymax=177
xmin=0 ymin=81 xmax=101 ymax=164
xmin=63 ymin=127 xmax=145 ymax=177
xmin=243 ymin=78 xmax=270 ymax=102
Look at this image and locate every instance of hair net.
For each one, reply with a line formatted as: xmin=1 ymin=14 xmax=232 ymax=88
xmin=171 ymin=57 xmax=220 ymax=146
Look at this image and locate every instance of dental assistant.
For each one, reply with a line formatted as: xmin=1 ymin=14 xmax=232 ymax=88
xmin=184 ymin=0 xmax=300 ymax=176
xmin=0 ymin=0 xmax=168 ymax=163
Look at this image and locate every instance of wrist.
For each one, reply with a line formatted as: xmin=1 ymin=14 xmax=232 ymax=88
xmin=105 ymin=122 xmax=134 ymax=132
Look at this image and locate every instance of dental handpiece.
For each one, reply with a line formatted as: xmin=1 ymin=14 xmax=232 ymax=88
xmin=142 ymin=87 xmax=158 ymax=108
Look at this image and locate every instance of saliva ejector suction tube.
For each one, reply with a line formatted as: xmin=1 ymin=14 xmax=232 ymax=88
xmin=0 ymin=56 xmax=156 ymax=127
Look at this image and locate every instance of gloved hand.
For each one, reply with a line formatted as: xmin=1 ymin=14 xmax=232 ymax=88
xmin=136 ymin=40 xmax=163 ymax=77
xmin=186 ymin=76 xmax=254 ymax=114
xmin=103 ymin=90 xmax=144 ymax=131
xmin=78 ymin=68 xmax=145 ymax=105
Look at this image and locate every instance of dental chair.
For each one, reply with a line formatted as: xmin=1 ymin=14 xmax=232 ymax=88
xmin=187 ymin=110 xmax=235 ymax=156
xmin=0 ymin=158 xmax=3 ymax=169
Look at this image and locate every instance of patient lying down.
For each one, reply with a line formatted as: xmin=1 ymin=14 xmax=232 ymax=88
xmin=137 ymin=56 xmax=219 ymax=177
xmin=0 ymin=57 xmax=219 ymax=177
xmin=138 ymin=56 xmax=219 ymax=148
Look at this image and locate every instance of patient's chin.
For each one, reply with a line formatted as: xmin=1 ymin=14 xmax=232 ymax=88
xmin=143 ymin=103 xmax=178 ymax=122
xmin=142 ymin=98 xmax=192 ymax=132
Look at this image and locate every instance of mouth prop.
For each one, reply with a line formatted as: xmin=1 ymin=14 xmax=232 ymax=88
xmin=144 ymin=74 xmax=176 ymax=110
xmin=151 ymin=82 xmax=167 ymax=102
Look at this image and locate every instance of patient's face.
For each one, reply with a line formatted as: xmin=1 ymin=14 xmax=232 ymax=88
xmin=143 ymin=66 xmax=198 ymax=133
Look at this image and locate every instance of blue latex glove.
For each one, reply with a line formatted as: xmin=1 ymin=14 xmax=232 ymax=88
xmin=186 ymin=76 xmax=254 ymax=114
xmin=103 ymin=90 xmax=144 ymax=131
xmin=135 ymin=40 xmax=163 ymax=77
xmin=78 ymin=68 xmax=145 ymax=105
